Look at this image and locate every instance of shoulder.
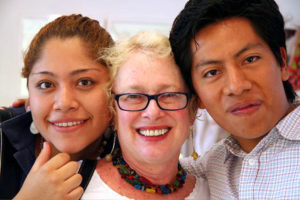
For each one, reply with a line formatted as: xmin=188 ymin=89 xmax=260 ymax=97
xmin=0 ymin=107 xmax=26 ymax=123
xmin=0 ymin=127 xmax=22 ymax=198
xmin=187 ymin=176 xmax=210 ymax=200
xmin=180 ymin=138 xmax=227 ymax=177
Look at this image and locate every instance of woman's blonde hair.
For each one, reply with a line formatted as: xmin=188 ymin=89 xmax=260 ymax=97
xmin=100 ymin=31 xmax=198 ymax=121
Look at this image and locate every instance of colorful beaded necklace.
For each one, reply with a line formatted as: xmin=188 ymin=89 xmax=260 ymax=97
xmin=112 ymin=147 xmax=187 ymax=195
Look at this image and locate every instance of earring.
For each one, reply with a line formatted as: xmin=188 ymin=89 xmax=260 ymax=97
xmin=30 ymin=122 xmax=39 ymax=134
xmin=190 ymin=125 xmax=199 ymax=160
xmin=105 ymin=131 xmax=117 ymax=162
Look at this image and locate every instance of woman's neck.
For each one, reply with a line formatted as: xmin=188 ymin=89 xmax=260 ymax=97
xmin=69 ymin=136 xmax=103 ymax=160
xmin=122 ymin=151 xmax=180 ymax=185
xmin=35 ymin=135 xmax=103 ymax=161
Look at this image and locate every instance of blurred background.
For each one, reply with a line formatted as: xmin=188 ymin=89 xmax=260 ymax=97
xmin=0 ymin=0 xmax=299 ymax=156
xmin=0 ymin=0 xmax=299 ymax=106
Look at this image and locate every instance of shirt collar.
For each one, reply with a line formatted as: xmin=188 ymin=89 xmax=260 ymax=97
xmin=223 ymin=103 xmax=300 ymax=162
xmin=1 ymin=111 xmax=36 ymax=174
xmin=276 ymin=104 xmax=300 ymax=140
xmin=1 ymin=111 xmax=34 ymax=151
xmin=224 ymin=135 xmax=246 ymax=162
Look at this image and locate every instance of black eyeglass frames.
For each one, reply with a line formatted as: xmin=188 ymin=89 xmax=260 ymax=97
xmin=114 ymin=92 xmax=190 ymax=111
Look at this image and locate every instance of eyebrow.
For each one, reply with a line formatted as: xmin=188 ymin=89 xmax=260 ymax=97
xmin=31 ymin=68 xmax=102 ymax=77
xmin=194 ymin=42 xmax=264 ymax=69
xmin=70 ymin=68 xmax=101 ymax=76
xmin=118 ymin=84 xmax=179 ymax=93
xmin=233 ymin=43 xmax=263 ymax=58
xmin=195 ymin=60 xmax=222 ymax=68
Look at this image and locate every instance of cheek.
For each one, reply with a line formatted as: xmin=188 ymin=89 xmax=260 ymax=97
xmin=176 ymin=110 xmax=193 ymax=130
xmin=178 ymin=109 xmax=191 ymax=120
xmin=196 ymin=86 xmax=216 ymax=108
xmin=257 ymin=66 xmax=285 ymax=97
xmin=115 ymin=112 xmax=136 ymax=147
xmin=29 ymin=103 xmax=51 ymax=136
xmin=29 ymin=92 xmax=49 ymax=121
xmin=115 ymin=111 xmax=134 ymax=130
xmin=86 ymin=91 xmax=110 ymax=117
xmin=191 ymin=75 xmax=213 ymax=107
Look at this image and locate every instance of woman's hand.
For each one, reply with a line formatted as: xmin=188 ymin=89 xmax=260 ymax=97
xmin=13 ymin=142 xmax=83 ymax=200
xmin=11 ymin=98 xmax=27 ymax=108
xmin=0 ymin=98 xmax=28 ymax=110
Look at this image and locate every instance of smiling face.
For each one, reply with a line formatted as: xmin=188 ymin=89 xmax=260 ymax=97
xmin=191 ymin=17 xmax=291 ymax=152
xmin=28 ymin=37 xmax=111 ymax=156
xmin=113 ymin=51 xmax=192 ymax=165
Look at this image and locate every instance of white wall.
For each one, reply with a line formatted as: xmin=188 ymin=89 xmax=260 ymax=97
xmin=276 ymin=0 xmax=300 ymax=29
xmin=0 ymin=0 xmax=299 ymax=106
xmin=0 ymin=0 xmax=187 ymax=106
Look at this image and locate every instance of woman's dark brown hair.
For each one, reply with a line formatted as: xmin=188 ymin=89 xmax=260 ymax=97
xmin=22 ymin=14 xmax=114 ymax=78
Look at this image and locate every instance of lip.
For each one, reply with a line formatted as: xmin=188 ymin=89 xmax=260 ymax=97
xmin=138 ymin=125 xmax=170 ymax=130
xmin=136 ymin=125 xmax=171 ymax=142
xmin=227 ymin=100 xmax=262 ymax=115
xmin=49 ymin=118 xmax=89 ymax=133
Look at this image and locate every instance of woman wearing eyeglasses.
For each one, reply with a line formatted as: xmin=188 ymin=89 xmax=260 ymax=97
xmin=80 ymin=31 xmax=209 ymax=199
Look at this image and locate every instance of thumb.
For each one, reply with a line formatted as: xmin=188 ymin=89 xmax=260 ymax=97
xmin=31 ymin=141 xmax=51 ymax=171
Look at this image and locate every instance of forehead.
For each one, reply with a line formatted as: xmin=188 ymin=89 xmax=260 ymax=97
xmin=114 ymin=51 xmax=186 ymax=92
xmin=31 ymin=37 xmax=107 ymax=74
xmin=191 ymin=17 xmax=267 ymax=54
xmin=40 ymin=37 xmax=87 ymax=60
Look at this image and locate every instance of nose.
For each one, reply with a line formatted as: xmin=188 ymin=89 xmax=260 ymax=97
xmin=223 ymin=66 xmax=252 ymax=96
xmin=141 ymin=99 xmax=165 ymax=119
xmin=53 ymin=86 xmax=79 ymax=112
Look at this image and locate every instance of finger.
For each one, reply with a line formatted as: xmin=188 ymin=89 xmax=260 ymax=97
xmin=25 ymin=99 xmax=29 ymax=111
xmin=64 ymin=173 xmax=82 ymax=192
xmin=56 ymin=161 xmax=80 ymax=180
xmin=66 ymin=186 xmax=84 ymax=200
xmin=31 ymin=141 xmax=52 ymax=171
xmin=45 ymin=153 xmax=71 ymax=171
xmin=11 ymin=98 xmax=26 ymax=107
xmin=26 ymin=105 xmax=31 ymax=112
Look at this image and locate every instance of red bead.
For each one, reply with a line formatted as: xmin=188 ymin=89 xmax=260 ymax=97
xmin=139 ymin=176 xmax=153 ymax=185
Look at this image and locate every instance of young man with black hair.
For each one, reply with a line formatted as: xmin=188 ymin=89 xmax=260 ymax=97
xmin=170 ymin=0 xmax=300 ymax=199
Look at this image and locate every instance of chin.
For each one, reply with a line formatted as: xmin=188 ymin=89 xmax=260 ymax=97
xmin=56 ymin=143 xmax=84 ymax=154
xmin=141 ymin=149 xmax=170 ymax=161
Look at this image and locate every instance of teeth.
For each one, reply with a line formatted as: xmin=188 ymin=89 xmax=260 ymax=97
xmin=54 ymin=121 xmax=84 ymax=127
xmin=139 ymin=129 xmax=169 ymax=137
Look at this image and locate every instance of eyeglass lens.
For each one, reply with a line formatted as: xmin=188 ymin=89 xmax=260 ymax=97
xmin=117 ymin=93 xmax=188 ymax=111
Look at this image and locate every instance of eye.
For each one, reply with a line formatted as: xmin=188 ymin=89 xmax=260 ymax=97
xmin=120 ymin=94 xmax=145 ymax=104
xmin=159 ymin=92 xmax=183 ymax=102
xmin=203 ymin=69 xmax=220 ymax=78
xmin=162 ymin=93 xmax=175 ymax=97
xmin=37 ymin=81 xmax=53 ymax=89
xmin=78 ymin=79 xmax=94 ymax=87
xmin=126 ymin=94 xmax=143 ymax=100
xmin=244 ymin=56 xmax=260 ymax=64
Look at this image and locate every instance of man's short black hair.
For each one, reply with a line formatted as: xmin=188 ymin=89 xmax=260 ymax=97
xmin=170 ymin=0 xmax=297 ymax=103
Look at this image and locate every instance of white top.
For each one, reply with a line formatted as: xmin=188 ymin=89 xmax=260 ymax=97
xmin=81 ymin=170 xmax=209 ymax=200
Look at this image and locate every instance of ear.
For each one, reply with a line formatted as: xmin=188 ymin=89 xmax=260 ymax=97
xmin=113 ymin=112 xmax=118 ymax=131
xmin=26 ymin=99 xmax=31 ymax=111
xmin=279 ymin=47 xmax=289 ymax=81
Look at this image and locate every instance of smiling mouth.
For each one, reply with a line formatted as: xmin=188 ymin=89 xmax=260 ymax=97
xmin=138 ymin=128 xmax=169 ymax=137
xmin=53 ymin=120 xmax=85 ymax=127
xmin=229 ymin=101 xmax=262 ymax=115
